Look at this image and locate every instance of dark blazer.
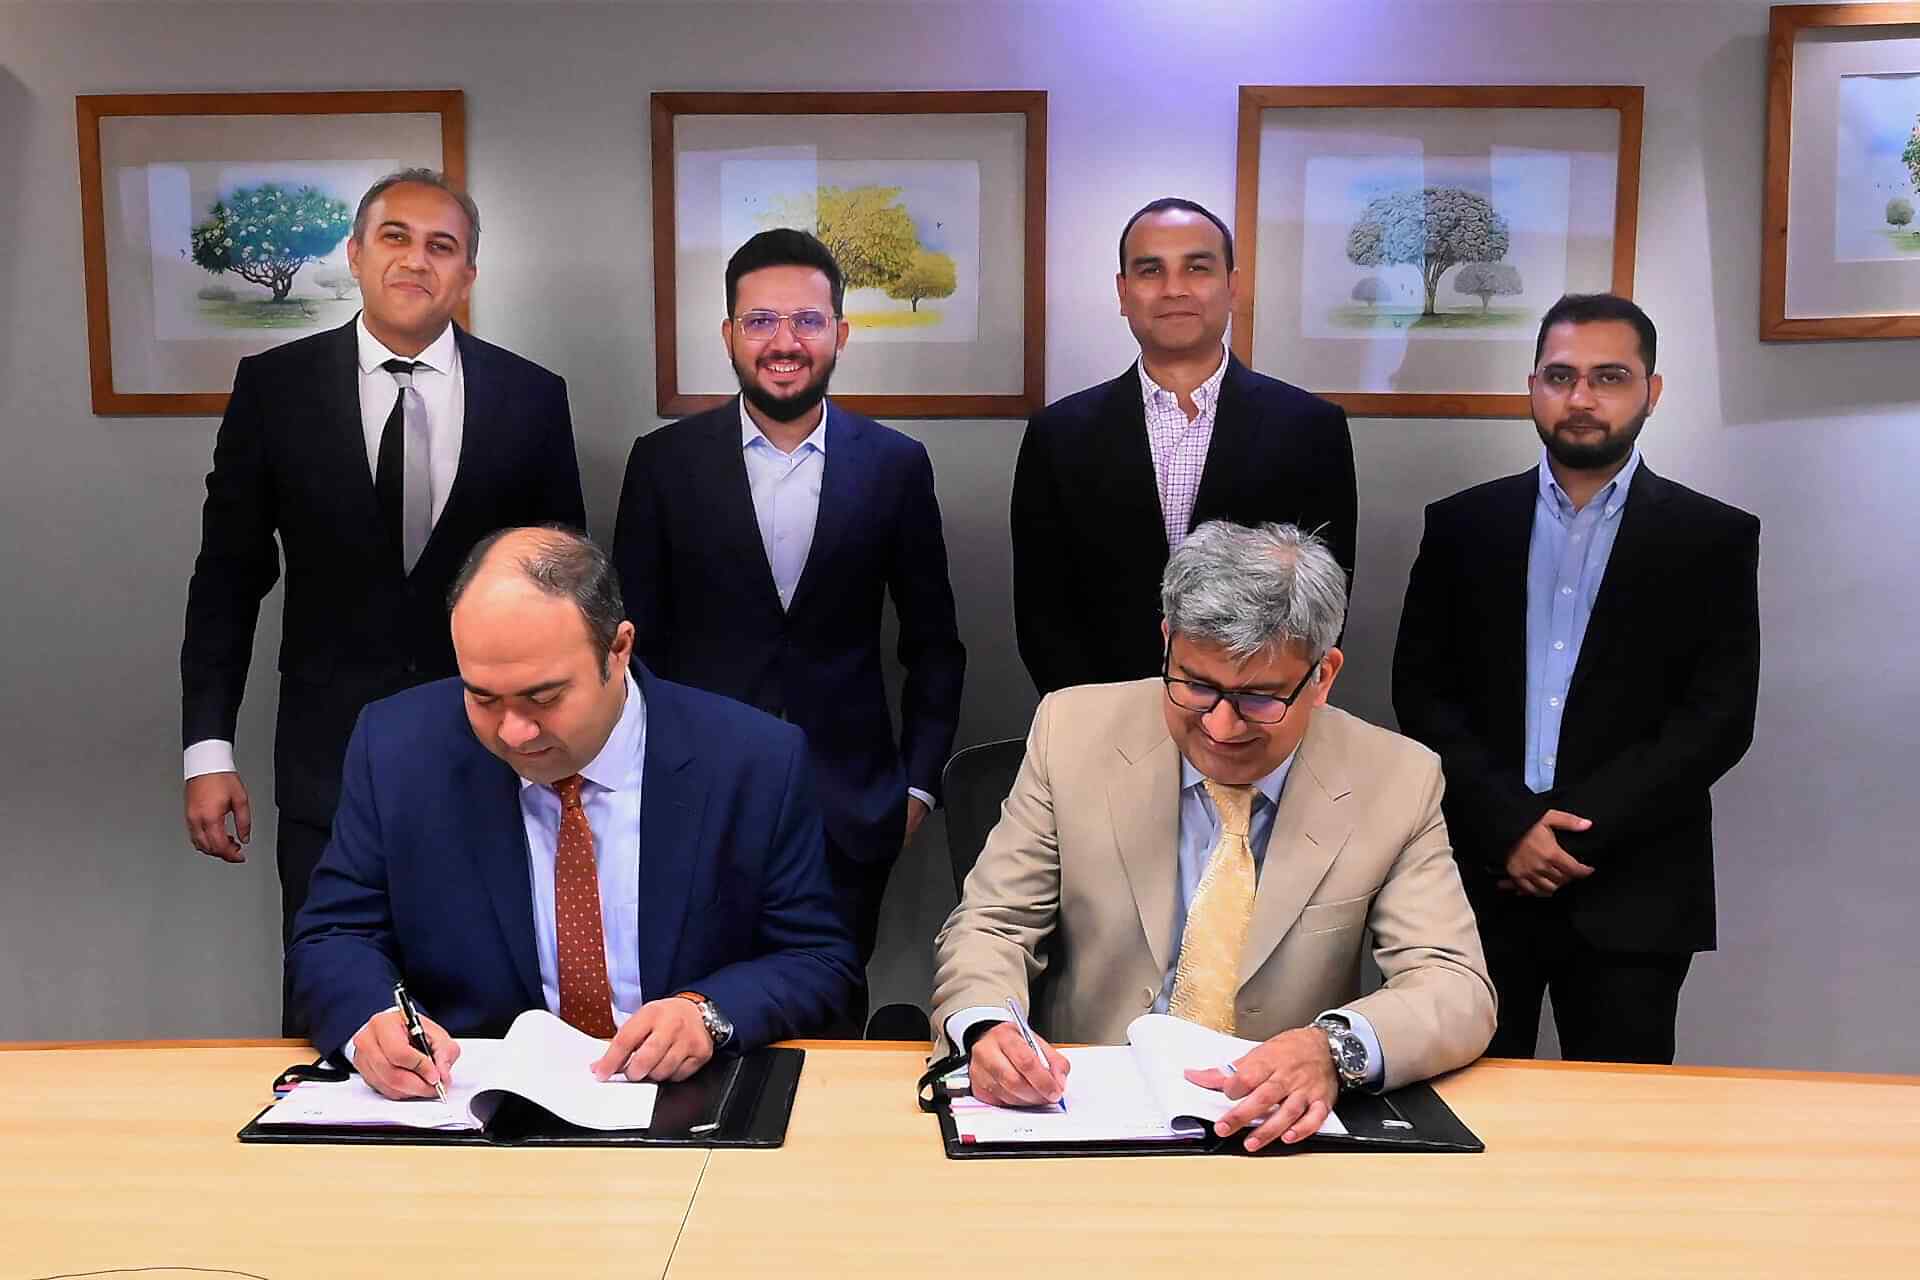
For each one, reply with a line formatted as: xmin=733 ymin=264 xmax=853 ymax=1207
xmin=1392 ymin=461 xmax=1760 ymax=953
xmin=181 ymin=319 xmax=584 ymax=827
xmin=1010 ymin=355 xmax=1358 ymax=695
xmin=612 ymin=400 xmax=965 ymax=866
xmin=287 ymin=666 xmax=861 ymax=1059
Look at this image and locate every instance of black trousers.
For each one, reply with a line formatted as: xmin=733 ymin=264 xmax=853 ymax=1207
xmin=822 ymin=840 xmax=898 ymax=1038
xmin=276 ymin=814 xmax=332 ymax=1038
xmin=1477 ymin=892 xmax=1694 ymax=1065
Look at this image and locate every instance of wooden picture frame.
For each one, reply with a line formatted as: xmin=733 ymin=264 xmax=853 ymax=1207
xmin=1234 ymin=85 xmax=1643 ymax=419
xmin=1763 ymin=3 xmax=1920 ymax=340
xmin=651 ymin=91 xmax=1047 ymax=419
xmin=77 ymin=90 xmax=467 ymax=415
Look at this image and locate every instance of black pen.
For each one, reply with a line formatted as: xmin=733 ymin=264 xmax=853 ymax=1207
xmin=392 ymin=981 xmax=448 ymax=1104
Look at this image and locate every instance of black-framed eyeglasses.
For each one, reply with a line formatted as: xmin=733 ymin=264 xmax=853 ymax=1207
xmin=1161 ymin=653 xmax=1318 ymax=725
xmin=731 ymin=308 xmax=838 ymax=341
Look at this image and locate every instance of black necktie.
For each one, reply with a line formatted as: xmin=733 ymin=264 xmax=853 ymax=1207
xmin=374 ymin=359 xmax=425 ymax=572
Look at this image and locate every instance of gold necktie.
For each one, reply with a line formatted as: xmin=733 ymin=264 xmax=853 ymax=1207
xmin=1168 ymin=779 xmax=1258 ymax=1034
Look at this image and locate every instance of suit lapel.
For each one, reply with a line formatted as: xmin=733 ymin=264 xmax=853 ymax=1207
xmin=1091 ymin=368 xmax=1171 ymax=560
xmin=1106 ymin=693 xmax=1183 ymax=975
xmin=633 ymin=667 xmax=708 ymax=1000
xmin=315 ymin=320 xmax=383 ymax=542
xmin=1486 ymin=471 xmax=1537 ymax=735
xmin=707 ymin=401 xmax=788 ymax=616
xmin=1567 ymin=462 xmax=1670 ymax=704
xmin=456 ymin=746 xmax=543 ymax=1007
xmin=422 ymin=324 xmax=494 ymax=571
xmin=1240 ymin=712 xmax=1353 ymax=984
xmin=786 ymin=403 xmax=866 ymax=616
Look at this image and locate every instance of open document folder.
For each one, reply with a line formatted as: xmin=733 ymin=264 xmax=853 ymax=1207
xmin=932 ymin=1013 xmax=1483 ymax=1158
xmin=257 ymin=1009 xmax=657 ymax=1133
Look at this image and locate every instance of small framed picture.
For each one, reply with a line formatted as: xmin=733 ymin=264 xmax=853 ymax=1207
xmin=1234 ymin=85 xmax=1643 ymax=418
xmin=1763 ymin=3 xmax=1920 ymax=339
xmin=651 ymin=90 xmax=1047 ymax=419
xmin=77 ymin=90 xmax=466 ymax=415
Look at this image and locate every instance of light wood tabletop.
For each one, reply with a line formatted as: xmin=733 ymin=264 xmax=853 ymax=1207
xmin=3 ymin=1041 xmax=1916 ymax=1279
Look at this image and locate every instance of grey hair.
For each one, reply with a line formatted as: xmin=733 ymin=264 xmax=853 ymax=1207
xmin=352 ymin=168 xmax=481 ymax=265
xmin=448 ymin=525 xmax=625 ymax=676
xmin=1161 ymin=521 xmax=1347 ymax=667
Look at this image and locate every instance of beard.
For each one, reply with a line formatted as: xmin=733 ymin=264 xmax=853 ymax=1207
xmin=1536 ymin=402 xmax=1649 ymax=471
xmin=733 ymin=346 xmax=836 ymax=424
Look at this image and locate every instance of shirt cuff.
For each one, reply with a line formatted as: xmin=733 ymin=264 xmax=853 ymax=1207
xmin=184 ymin=739 xmax=237 ymax=780
xmin=907 ymin=787 xmax=937 ymax=812
xmin=943 ymin=1006 xmax=1010 ymax=1053
xmin=340 ymin=1017 xmax=371 ymax=1065
xmin=1321 ymin=1006 xmax=1386 ymax=1090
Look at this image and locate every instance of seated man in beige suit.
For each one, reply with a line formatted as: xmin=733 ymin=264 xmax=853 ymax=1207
xmin=932 ymin=520 xmax=1494 ymax=1151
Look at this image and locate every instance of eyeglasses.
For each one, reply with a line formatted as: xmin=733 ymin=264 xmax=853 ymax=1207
xmin=1161 ymin=653 xmax=1318 ymax=725
xmin=1535 ymin=364 xmax=1644 ymax=397
xmin=731 ymin=309 xmax=837 ymax=341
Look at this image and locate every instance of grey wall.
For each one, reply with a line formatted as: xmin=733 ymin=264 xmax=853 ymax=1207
xmin=2 ymin=0 xmax=1913 ymax=1070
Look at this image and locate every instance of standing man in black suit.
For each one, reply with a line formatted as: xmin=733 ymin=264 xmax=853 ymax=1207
xmin=1011 ymin=197 xmax=1357 ymax=695
xmin=1393 ymin=293 xmax=1760 ymax=1065
xmin=181 ymin=169 xmax=585 ymax=1029
xmin=612 ymin=230 xmax=964 ymax=1022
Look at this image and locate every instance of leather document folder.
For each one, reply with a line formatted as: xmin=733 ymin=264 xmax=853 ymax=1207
xmin=239 ymin=1045 xmax=803 ymax=1149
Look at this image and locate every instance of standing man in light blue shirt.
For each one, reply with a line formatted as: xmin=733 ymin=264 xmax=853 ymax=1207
xmin=614 ymin=230 xmax=965 ymax=1030
xmin=1395 ymin=294 xmax=1760 ymax=1065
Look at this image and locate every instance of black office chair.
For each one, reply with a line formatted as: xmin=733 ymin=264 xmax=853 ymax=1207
xmin=939 ymin=738 xmax=1026 ymax=897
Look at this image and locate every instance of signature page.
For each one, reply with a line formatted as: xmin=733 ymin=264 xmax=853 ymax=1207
xmin=946 ymin=1045 xmax=1200 ymax=1143
xmin=1127 ymin=1013 xmax=1347 ymax=1137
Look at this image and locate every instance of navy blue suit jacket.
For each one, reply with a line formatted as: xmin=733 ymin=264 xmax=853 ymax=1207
xmin=612 ymin=400 xmax=965 ymax=866
xmin=287 ymin=665 xmax=860 ymax=1059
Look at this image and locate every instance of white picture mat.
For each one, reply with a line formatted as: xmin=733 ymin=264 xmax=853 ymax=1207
xmin=1787 ymin=25 xmax=1920 ymax=318
xmin=99 ymin=112 xmax=444 ymax=396
xmin=1251 ymin=107 xmax=1621 ymax=397
xmin=673 ymin=112 xmax=1026 ymax=396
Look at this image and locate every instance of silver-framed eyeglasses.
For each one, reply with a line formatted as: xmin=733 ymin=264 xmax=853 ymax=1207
xmin=732 ymin=308 xmax=838 ymax=341
xmin=1535 ymin=364 xmax=1644 ymax=396
xmin=1161 ymin=653 xmax=1318 ymax=725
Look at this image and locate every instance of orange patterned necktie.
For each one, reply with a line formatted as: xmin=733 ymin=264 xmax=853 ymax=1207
xmin=1168 ymin=779 xmax=1259 ymax=1034
xmin=551 ymin=774 xmax=617 ymax=1038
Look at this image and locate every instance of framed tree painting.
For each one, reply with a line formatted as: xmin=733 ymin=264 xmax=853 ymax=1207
xmin=1234 ymin=85 xmax=1643 ymax=418
xmin=1764 ymin=3 xmax=1920 ymax=340
xmin=652 ymin=91 xmax=1046 ymax=419
xmin=77 ymin=90 xmax=466 ymax=415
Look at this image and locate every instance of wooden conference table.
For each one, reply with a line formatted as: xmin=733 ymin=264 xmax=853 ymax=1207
xmin=2 ymin=1039 xmax=1916 ymax=1279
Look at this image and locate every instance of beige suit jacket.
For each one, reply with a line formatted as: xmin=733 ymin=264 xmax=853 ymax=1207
xmin=931 ymin=680 xmax=1495 ymax=1089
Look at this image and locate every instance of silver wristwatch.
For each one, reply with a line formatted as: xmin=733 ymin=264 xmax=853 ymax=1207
xmin=1313 ymin=1014 xmax=1369 ymax=1090
xmin=676 ymin=991 xmax=735 ymax=1048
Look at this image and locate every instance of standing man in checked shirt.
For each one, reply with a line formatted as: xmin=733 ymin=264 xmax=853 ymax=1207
xmin=1393 ymin=293 xmax=1760 ymax=1064
xmin=613 ymin=230 xmax=965 ymax=1027
xmin=1011 ymin=197 xmax=1357 ymax=696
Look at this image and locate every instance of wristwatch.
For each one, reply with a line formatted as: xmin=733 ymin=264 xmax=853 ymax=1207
xmin=674 ymin=991 xmax=735 ymax=1048
xmin=1312 ymin=1014 xmax=1369 ymax=1090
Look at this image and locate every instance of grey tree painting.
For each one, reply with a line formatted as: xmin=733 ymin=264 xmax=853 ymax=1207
xmin=722 ymin=155 xmax=980 ymax=342
xmin=1298 ymin=153 xmax=1570 ymax=341
xmin=145 ymin=160 xmax=387 ymax=339
xmin=1834 ymin=73 xmax=1920 ymax=261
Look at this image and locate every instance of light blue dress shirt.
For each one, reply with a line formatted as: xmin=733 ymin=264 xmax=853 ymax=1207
xmin=518 ymin=670 xmax=648 ymax=1024
xmin=1525 ymin=447 xmax=1641 ymax=793
xmin=736 ymin=398 xmax=935 ymax=813
xmin=948 ymin=751 xmax=1383 ymax=1088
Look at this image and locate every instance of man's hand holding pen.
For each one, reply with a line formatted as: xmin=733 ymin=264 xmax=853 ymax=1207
xmin=351 ymin=1007 xmax=461 ymax=1101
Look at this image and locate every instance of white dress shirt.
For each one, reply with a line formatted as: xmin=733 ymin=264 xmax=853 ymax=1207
xmin=184 ymin=314 xmax=466 ymax=780
xmin=736 ymin=397 xmax=934 ymax=811
xmin=1138 ymin=345 xmax=1229 ymax=551
xmin=946 ymin=750 xmax=1384 ymax=1086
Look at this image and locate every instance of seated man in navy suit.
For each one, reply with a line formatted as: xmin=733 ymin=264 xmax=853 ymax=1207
xmin=288 ymin=526 xmax=859 ymax=1100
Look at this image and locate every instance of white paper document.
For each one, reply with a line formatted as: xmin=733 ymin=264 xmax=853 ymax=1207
xmin=260 ymin=1009 xmax=658 ymax=1133
xmin=948 ymin=1014 xmax=1348 ymax=1145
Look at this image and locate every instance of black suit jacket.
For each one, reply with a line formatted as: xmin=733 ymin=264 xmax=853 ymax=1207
xmin=611 ymin=400 xmax=965 ymax=866
xmin=181 ymin=319 xmax=585 ymax=827
xmin=1010 ymin=355 xmax=1357 ymax=694
xmin=1392 ymin=461 xmax=1760 ymax=953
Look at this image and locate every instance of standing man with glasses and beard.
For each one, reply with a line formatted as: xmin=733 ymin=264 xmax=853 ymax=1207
xmin=613 ymin=229 xmax=965 ymax=1029
xmin=181 ymin=169 xmax=584 ymax=1031
xmin=1393 ymin=293 xmax=1760 ymax=1065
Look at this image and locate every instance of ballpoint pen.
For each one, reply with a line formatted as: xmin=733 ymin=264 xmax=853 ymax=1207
xmin=1004 ymin=995 xmax=1047 ymax=1067
xmin=392 ymin=981 xmax=448 ymax=1104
